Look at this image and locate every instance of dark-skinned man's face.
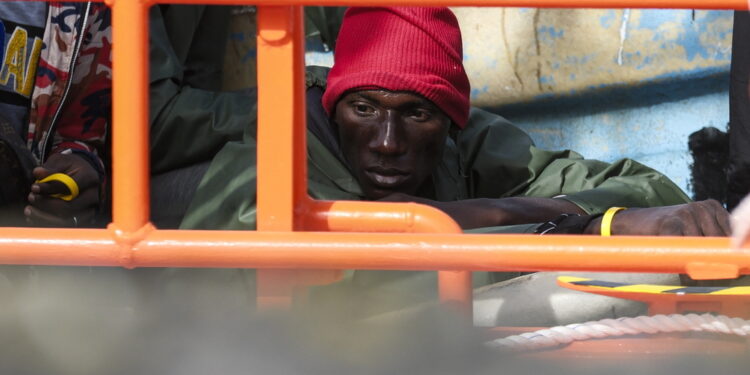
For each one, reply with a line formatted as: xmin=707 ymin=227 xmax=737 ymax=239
xmin=334 ymin=90 xmax=452 ymax=200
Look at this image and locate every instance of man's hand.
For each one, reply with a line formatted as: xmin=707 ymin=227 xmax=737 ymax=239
xmin=25 ymin=152 xmax=101 ymax=227
xmin=585 ymin=200 xmax=730 ymax=236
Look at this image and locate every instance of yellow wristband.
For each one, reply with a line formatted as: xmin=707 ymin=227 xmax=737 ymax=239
xmin=600 ymin=207 xmax=626 ymax=237
xmin=35 ymin=173 xmax=79 ymax=201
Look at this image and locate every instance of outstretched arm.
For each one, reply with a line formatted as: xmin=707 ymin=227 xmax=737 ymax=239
xmin=380 ymin=193 xmax=584 ymax=229
xmin=382 ymin=193 xmax=730 ymax=236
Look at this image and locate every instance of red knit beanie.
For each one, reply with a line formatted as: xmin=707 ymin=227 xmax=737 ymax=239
xmin=322 ymin=7 xmax=471 ymax=128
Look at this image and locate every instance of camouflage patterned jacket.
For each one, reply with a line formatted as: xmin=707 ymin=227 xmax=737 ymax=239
xmin=27 ymin=2 xmax=110 ymax=170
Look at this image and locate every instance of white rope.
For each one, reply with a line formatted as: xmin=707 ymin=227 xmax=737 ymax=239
xmin=486 ymin=313 xmax=750 ymax=351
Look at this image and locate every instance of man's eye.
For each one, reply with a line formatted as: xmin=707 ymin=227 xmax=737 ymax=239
xmin=409 ymin=110 xmax=431 ymax=121
xmin=354 ymin=104 xmax=374 ymax=114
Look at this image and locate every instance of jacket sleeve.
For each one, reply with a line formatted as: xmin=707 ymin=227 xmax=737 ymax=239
xmin=460 ymin=108 xmax=691 ymax=214
xmin=521 ymin=151 xmax=691 ymax=213
xmin=149 ymin=5 xmax=255 ymax=174
xmin=47 ymin=3 xmax=111 ymax=171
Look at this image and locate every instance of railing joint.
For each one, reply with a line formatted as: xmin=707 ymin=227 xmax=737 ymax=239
xmin=107 ymin=222 xmax=156 ymax=269
xmin=257 ymin=6 xmax=295 ymax=44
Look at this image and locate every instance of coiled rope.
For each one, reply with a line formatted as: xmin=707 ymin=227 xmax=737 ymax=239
xmin=486 ymin=313 xmax=750 ymax=351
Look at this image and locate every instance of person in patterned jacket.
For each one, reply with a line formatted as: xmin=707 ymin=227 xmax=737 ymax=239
xmin=0 ymin=2 xmax=110 ymax=227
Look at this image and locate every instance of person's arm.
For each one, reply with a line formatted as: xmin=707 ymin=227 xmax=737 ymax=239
xmin=423 ymin=108 xmax=691 ymax=228
xmin=459 ymin=107 xmax=690 ymax=210
xmin=583 ymin=200 xmax=729 ymax=236
xmin=382 ymin=192 xmax=729 ymax=236
xmin=386 ymin=107 xmax=723 ymax=233
xmin=26 ymin=4 xmax=111 ymax=226
xmin=380 ymin=193 xmax=584 ymax=229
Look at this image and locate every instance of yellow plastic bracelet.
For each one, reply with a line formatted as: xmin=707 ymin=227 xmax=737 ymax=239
xmin=35 ymin=173 xmax=79 ymax=201
xmin=600 ymin=207 xmax=626 ymax=237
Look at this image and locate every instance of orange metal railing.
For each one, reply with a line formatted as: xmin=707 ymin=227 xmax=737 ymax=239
xmin=0 ymin=0 xmax=747 ymax=313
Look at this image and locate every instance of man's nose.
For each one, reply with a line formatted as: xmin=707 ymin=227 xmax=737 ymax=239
xmin=369 ymin=112 xmax=406 ymax=155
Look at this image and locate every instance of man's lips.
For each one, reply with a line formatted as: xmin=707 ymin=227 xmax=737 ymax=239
xmin=364 ymin=167 xmax=410 ymax=188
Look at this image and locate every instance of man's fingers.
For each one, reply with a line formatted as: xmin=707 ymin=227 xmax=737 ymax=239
xmin=32 ymin=155 xmax=74 ymax=180
xmin=705 ymin=204 xmax=731 ymax=237
xmin=34 ymin=153 xmax=100 ymax=193
xmin=24 ymin=204 xmax=96 ymax=228
xmin=671 ymin=201 xmax=727 ymax=237
xmin=24 ymin=205 xmax=69 ymax=227
xmin=703 ymin=199 xmax=732 ymax=236
xmin=31 ymin=179 xmax=72 ymax=196
xmin=717 ymin=209 xmax=732 ymax=236
xmin=688 ymin=201 xmax=726 ymax=237
xmin=28 ymin=188 xmax=99 ymax=214
xmin=32 ymin=166 xmax=51 ymax=180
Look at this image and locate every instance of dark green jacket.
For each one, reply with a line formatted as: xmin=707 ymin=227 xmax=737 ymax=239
xmin=149 ymin=5 xmax=344 ymax=175
xmin=179 ymin=82 xmax=690 ymax=231
xmin=148 ymin=4 xmax=689 ymax=232
xmin=149 ymin=5 xmax=253 ymax=175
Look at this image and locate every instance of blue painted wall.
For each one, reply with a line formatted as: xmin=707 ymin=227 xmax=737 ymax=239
xmin=504 ymin=80 xmax=728 ymax=197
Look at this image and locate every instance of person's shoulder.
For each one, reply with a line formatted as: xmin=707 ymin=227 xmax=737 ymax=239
xmin=462 ymin=107 xmax=533 ymax=145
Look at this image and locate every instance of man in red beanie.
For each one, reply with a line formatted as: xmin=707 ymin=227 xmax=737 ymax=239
xmin=166 ymin=6 xmax=734 ymax=322
xmin=182 ymin=6 xmax=728 ymax=238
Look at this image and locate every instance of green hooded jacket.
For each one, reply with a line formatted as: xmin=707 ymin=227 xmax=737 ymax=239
xmin=179 ymin=81 xmax=690 ymax=231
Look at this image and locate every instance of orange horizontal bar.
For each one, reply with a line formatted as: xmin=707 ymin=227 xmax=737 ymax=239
xmin=0 ymin=227 xmax=742 ymax=273
xmin=143 ymin=0 xmax=749 ymax=10
xmin=0 ymin=229 xmax=118 ymax=266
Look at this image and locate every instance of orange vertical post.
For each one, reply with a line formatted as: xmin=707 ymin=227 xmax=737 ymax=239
xmin=439 ymin=270 xmax=473 ymax=316
xmin=110 ymin=0 xmax=150 ymax=234
xmin=256 ymin=5 xmax=309 ymax=309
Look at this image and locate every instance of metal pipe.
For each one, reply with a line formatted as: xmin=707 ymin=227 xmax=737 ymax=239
xmin=0 ymin=228 xmax=741 ymax=280
xmin=255 ymin=6 xmax=310 ymax=308
xmin=110 ymin=0 xmax=150 ymax=233
xmin=303 ymin=200 xmax=462 ymax=233
xmin=439 ymin=271 xmax=474 ymax=316
xmin=256 ymin=5 xmax=307 ymax=232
